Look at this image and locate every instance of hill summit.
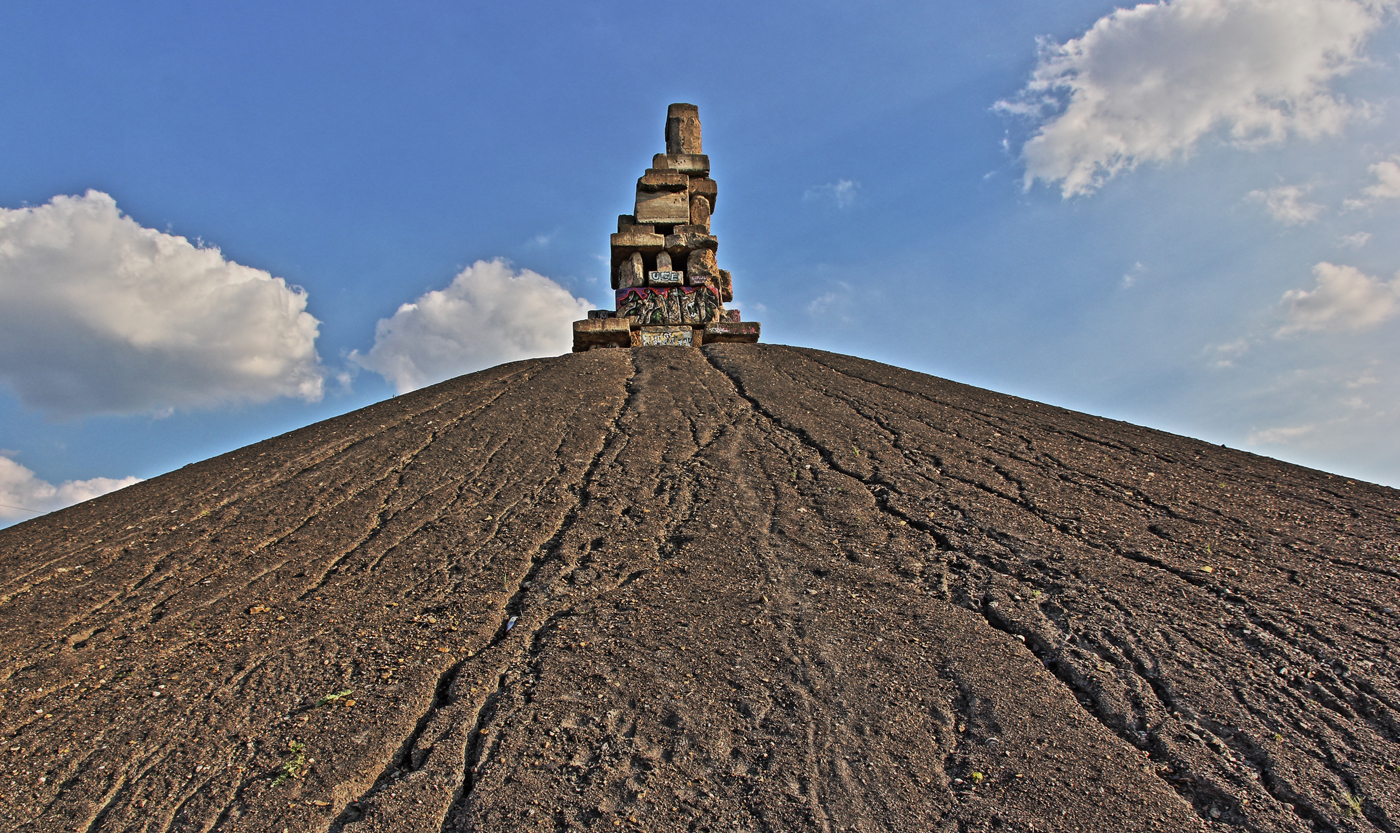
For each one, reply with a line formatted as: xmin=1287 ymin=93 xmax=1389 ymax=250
xmin=1 ymin=346 xmax=1397 ymax=832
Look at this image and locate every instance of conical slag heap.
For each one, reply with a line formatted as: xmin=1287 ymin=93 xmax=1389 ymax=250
xmin=573 ymin=103 xmax=761 ymax=350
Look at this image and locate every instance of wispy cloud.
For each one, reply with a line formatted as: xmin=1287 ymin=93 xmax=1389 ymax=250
xmin=0 ymin=191 xmax=324 ymax=418
xmin=1278 ymin=261 xmax=1400 ymax=335
xmin=0 ymin=453 xmax=140 ymax=523
xmin=1341 ymin=231 xmax=1372 ymax=248
xmin=1246 ymin=184 xmax=1324 ymax=226
xmin=804 ymin=180 xmax=860 ymax=209
xmin=999 ymin=0 xmax=1393 ymax=197
xmin=1246 ymin=423 xmax=1317 ymax=446
xmin=1344 ymin=155 xmax=1400 ymax=208
xmin=351 ymin=259 xmax=592 ymax=394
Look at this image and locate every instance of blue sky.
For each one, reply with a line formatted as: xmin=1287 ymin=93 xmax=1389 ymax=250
xmin=3 ymin=0 xmax=1399 ymax=525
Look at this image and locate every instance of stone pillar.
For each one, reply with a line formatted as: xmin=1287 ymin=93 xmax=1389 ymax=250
xmin=573 ymin=103 xmax=759 ymax=351
xmin=666 ymin=103 xmax=702 ymax=155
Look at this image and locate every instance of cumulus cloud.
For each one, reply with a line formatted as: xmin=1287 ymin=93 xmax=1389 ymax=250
xmin=999 ymin=0 xmax=1393 ymax=197
xmin=351 ymin=259 xmax=593 ymax=394
xmin=804 ymin=180 xmax=860 ymax=209
xmin=1345 ymin=156 xmax=1400 ymax=207
xmin=0 ymin=453 xmax=140 ymax=523
xmin=0 ymin=191 xmax=324 ymax=417
xmin=1278 ymin=261 xmax=1400 ymax=334
xmin=1246 ymin=184 xmax=1324 ymax=225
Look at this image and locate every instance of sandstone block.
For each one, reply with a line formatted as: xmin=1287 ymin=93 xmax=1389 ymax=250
xmin=633 ymin=325 xmax=700 ymax=347
xmin=702 ymin=321 xmax=760 ymax=344
xmin=614 ymin=252 xmax=645 ymax=289
xmin=721 ymin=309 xmax=741 ymax=323
xmin=717 ymin=269 xmax=733 ymax=303
xmin=690 ymin=194 xmax=711 ymax=227
xmin=637 ymin=169 xmax=689 ymax=192
xmin=649 ymin=270 xmax=683 ymax=287
xmin=572 ymin=317 xmax=632 ymax=351
xmin=616 ymin=287 xmax=682 ymax=326
xmin=652 ymin=153 xmax=710 ymax=176
xmin=688 ymin=177 xmax=717 ymax=212
xmin=586 ymin=309 xmax=614 ymax=319
xmin=635 ymin=190 xmax=690 ymax=225
xmin=618 ymin=214 xmax=636 ymax=230
xmin=656 ymin=251 xmax=672 ymax=272
xmin=665 ymin=103 xmax=702 ymax=155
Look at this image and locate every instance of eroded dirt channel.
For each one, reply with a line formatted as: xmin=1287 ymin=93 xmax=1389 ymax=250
xmin=1 ymin=345 xmax=1397 ymax=832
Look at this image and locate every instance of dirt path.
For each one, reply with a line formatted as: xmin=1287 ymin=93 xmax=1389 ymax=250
xmin=1 ymin=345 xmax=1396 ymax=832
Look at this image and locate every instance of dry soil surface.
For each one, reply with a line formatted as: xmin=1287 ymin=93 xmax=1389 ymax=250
xmin=1 ymin=345 xmax=1398 ymax=833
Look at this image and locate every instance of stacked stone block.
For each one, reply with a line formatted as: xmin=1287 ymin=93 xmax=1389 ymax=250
xmin=573 ymin=103 xmax=761 ymax=351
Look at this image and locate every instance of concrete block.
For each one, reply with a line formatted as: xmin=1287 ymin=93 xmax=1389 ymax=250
xmin=652 ymin=153 xmax=709 ymax=176
xmin=690 ymin=194 xmax=711 ymax=227
xmin=679 ymin=285 xmax=722 ymax=325
xmin=617 ymin=214 xmax=636 ymax=230
xmin=586 ymin=309 xmax=614 ymax=319
xmin=634 ymin=325 xmax=701 ymax=347
xmin=664 ymin=228 xmax=718 ymax=255
xmin=572 ymin=317 xmax=632 ymax=351
xmin=702 ymin=321 xmax=761 ymax=344
xmin=685 ymin=248 xmax=718 ymax=285
xmin=656 ymin=251 xmax=673 ymax=272
xmin=666 ymin=103 xmax=702 ymax=155
xmin=614 ymin=252 xmax=645 ymax=289
xmin=637 ymin=169 xmax=689 ymax=192
xmin=688 ymin=177 xmax=717 ymax=212
xmin=721 ymin=309 xmax=741 ymax=323
xmin=616 ymin=287 xmax=682 ymax=326
xmin=611 ymin=226 xmax=663 ymax=249
xmin=635 ymin=190 xmax=690 ymax=225
xmin=649 ymin=270 xmax=683 ymax=287
xmin=611 ymin=228 xmax=665 ymax=266
xmin=717 ymin=269 xmax=733 ymax=303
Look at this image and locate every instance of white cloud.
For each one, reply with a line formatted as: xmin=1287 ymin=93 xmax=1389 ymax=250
xmin=1000 ymin=0 xmax=1393 ymax=197
xmin=351 ymin=259 xmax=592 ymax=394
xmin=1246 ymin=184 xmax=1324 ymax=225
xmin=804 ymin=180 xmax=860 ymax=208
xmin=1345 ymin=155 xmax=1400 ymax=207
xmin=1341 ymin=231 xmax=1372 ymax=247
xmin=0 ymin=191 xmax=324 ymax=417
xmin=0 ymin=453 xmax=140 ymax=522
xmin=1278 ymin=261 xmax=1400 ymax=334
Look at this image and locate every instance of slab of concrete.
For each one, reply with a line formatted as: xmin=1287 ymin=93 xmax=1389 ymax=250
xmin=635 ymin=190 xmax=690 ymax=225
xmin=633 ymin=325 xmax=700 ymax=347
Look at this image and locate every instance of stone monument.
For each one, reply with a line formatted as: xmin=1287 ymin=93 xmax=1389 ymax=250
xmin=572 ymin=103 xmax=761 ymax=350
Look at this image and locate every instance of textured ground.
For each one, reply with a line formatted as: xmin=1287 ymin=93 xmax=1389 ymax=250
xmin=1 ymin=345 xmax=1398 ymax=833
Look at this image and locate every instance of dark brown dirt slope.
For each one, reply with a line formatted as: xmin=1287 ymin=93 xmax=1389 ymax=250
xmin=2 ymin=345 xmax=1398 ymax=833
